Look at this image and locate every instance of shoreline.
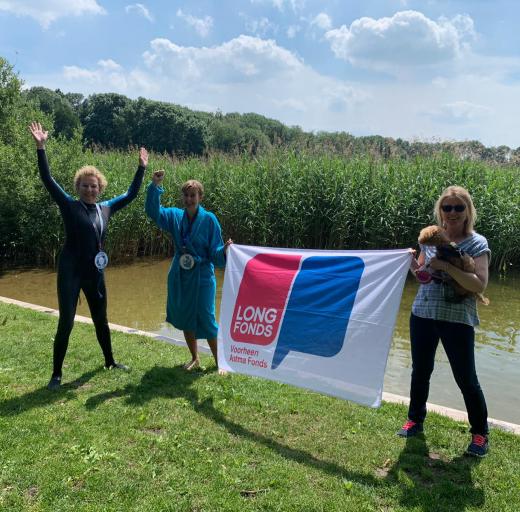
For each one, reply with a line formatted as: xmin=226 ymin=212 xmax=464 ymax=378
xmin=1 ymin=294 xmax=518 ymax=435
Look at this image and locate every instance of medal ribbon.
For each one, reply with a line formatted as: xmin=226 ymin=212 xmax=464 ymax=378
xmin=80 ymin=201 xmax=104 ymax=251
xmin=180 ymin=208 xmax=198 ymax=252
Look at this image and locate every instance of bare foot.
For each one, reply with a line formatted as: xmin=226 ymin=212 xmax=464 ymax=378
xmin=217 ymin=368 xmax=228 ymax=376
xmin=183 ymin=359 xmax=200 ymax=371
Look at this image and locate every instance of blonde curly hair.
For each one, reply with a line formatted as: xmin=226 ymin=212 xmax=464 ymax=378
xmin=74 ymin=166 xmax=108 ymax=194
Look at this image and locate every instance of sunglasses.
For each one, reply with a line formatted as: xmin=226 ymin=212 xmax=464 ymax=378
xmin=441 ymin=204 xmax=466 ymax=213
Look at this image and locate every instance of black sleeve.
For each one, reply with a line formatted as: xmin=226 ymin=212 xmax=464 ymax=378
xmin=104 ymin=165 xmax=146 ymax=215
xmin=37 ymin=149 xmax=71 ymax=207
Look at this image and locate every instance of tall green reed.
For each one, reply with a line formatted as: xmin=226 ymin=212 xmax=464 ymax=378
xmin=3 ymin=146 xmax=519 ymax=271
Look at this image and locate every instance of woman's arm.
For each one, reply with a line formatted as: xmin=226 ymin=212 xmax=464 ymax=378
xmin=29 ymin=122 xmax=71 ymax=206
xmin=430 ymin=254 xmax=489 ymax=293
xmin=104 ymin=147 xmax=148 ymax=214
xmin=145 ymin=171 xmax=174 ymax=232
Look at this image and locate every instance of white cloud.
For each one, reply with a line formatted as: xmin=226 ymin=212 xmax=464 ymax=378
xmin=272 ymin=97 xmax=307 ymax=112
xmin=63 ymin=59 xmax=157 ymax=94
xmin=424 ymin=100 xmax=493 ymax=124
xmin=311 ymin=13 xmax=332 ymax=30
xmin=142 ymin=35 xmax=303 ymax=82
xmin=51 ymin=35 xmax=520 ymax=148
xmin=63 ymin=66 xmax=99 ymax=83
xmin=98 ymin=59 xmax=123 ymax=72
xmin=344 ymin=72 xmax=519 ymax=146
xmin=122 ymin=36 xmax=363 ymax=123
xmin=325 ymin=10 xmax=475 ymax=71
xmin=450 ymin=14 xmax=476 ymax=40
xmin=287 ymin=24 xmax=301 ymax=38
xmin=432 ymin=76 xmax=448 ymax=88
xmin=125 ymin=3 xmax=154 ymax=22
xmin=138 ymin=36 xmax=367 ymax=122
xmin=250 ymin=0 xmax=305 ymax=12
xmin=243 ymin=16 xmax=277 ymax=37
xmin=63 ymin=59 xmax=123 ymax=82
xmin=0 ymin=0 xmax=105 ymax=29
xmin=176 ymin=9 xmax=213 ymax=38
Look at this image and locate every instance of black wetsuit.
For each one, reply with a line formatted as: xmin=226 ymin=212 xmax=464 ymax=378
xmin=37 ymin=149 xmax=145 ymax=377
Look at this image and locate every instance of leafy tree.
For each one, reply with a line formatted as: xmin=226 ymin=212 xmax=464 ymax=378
xmin=63 ymin=92 xmax=84 ymax=113
xmin=125 ymin=97 xmax=207 ymax=155
xmin=0 ymin=57 xmax=54 ymax=264
xmin=511 ymin=147 xmax=520 ymax=166
xmin=80 ymin=93 xmax=132 ymax=147
xmin=209 ymin=121 xmax=243 ymax=153
xmin=24 ymin=87 xmax=80 ymax=139
xmin=0 ymin=57 xmax=24 ymax=144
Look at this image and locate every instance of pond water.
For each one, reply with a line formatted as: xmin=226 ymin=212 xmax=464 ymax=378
xmin=1 ymin=258 xmax=519 ymax=424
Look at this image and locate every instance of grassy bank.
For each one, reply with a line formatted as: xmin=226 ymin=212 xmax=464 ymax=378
xmin=2 ymin=142 xmax=519 ymax=270
xmin=1 ymin=302 xmax=519 ymax=511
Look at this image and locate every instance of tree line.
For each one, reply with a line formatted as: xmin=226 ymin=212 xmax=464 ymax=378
xmin=7 ymin=62 xmax=518 ymax=164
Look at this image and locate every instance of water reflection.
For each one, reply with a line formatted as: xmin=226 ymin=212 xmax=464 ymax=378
xmin=1 ymin=259 xmax=518 ymax=423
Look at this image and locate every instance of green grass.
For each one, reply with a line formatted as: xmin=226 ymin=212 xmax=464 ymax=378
xmin=1 ymin=302 xmax=519 ymax=511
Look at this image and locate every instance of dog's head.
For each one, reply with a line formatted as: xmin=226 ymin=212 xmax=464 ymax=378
xmin=418 ymin=225 xmax=450 ymax=246
xmin=436 ymin=244 xmax=464 ymax=262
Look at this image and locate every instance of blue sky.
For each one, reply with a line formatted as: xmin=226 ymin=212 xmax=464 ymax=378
xmin=1 ymin=0 xmax=519 ymax=147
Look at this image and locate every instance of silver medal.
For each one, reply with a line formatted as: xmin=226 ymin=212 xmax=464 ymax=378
xmin=179 ymin=253 xmax=195 ymax=270
xmin=94 ymin=251 xmax=109 ymax=270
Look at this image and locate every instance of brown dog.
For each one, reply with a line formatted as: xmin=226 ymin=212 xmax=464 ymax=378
xmin=418 ymin=225 xmax=489 ymax=305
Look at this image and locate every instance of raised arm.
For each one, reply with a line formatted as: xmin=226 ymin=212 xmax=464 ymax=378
xmin=145 ymin=170 xmax=176 ymax=232
xmin=29 ymin=121 xmax=71 ymax=206
xmin=103 ymin=147 xmax=148 ymax=214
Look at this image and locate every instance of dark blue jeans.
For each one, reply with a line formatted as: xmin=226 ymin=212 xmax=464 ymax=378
xmin=408 ymin=313 xmax=488 ymax=435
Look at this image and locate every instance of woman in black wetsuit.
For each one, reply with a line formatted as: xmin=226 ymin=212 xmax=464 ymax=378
xmin=29 ymin=122 xmax=148 ymax=390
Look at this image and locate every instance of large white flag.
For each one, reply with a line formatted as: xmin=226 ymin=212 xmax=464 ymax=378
xmin=218 ymin=245 xmax=411 ymax=407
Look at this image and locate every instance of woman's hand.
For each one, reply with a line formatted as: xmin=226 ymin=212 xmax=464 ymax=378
xmin=409 ymin=248 xmax=420 ymax=272
xmin=408 ymin=248 xmax=427 ymax=283
xmin=224 ymin=239 xmax=233 ymax=254
xmin=152 ymin=169 xmax=165 ymax=186
xmin=139 ymin=147 xmax=148 ymax=168
xmin=29 ymin=121 xmax=48 ymax=149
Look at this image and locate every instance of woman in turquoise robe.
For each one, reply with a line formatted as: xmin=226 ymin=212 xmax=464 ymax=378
xmin=145 ymin=170 xmax=231 ymax=371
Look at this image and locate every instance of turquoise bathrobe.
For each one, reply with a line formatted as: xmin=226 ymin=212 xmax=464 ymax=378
xmin=145 ymin=183 xmax=226 ymax=339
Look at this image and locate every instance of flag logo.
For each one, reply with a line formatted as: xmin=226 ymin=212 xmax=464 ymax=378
xmin=231 ymin=253 xmax=365 ymax=368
